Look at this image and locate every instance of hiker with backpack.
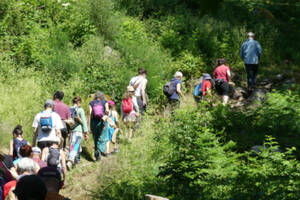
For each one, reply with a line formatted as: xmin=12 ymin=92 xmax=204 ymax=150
xmin=9 ymin=125 xmax=29 ymax=161
xmin=41 ymin=137 xmax=67 ymax=187
xmin=213 ymin=58 xmax=232 ymax=105
xmin=66 ymin=96 xmax=88 ymax=170
xmin=164 ymin=71 xmax=185 ymax=109
xmin=53 ymin=91 xmax=71 ymax=150
xmin=240 ymin=32 xmax=262 ymax=90
xmin=89 ymin=91 xmax=109 ymax=161
xmin=129 ymin=68 xmax=148 ymax=115
xmin=193 ymin=73 xmax=212 ymax=102
xmin=122 ymin=86 xmax=140 ymax=139
xmin=32 ymin=99 xmax=64 ymax=150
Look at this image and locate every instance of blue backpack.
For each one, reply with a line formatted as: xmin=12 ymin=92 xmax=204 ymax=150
xmin=40 ymin=111 xmax=53 ymax=133
xmin=13 ymin=139 xmax=28 ymax=160
xmin=193 ymin=82 xmax=203 ymax=97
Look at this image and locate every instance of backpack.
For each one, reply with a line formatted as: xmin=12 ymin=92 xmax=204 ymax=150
xmin=40 ymin=112 xmax=53 ymax=133
xmin=92 ymin=101 xmax=104 ymax=119
xmin=47 ymin=147 xmax=61 ymax=168
xmin=163 ymin=79 xmax=176 ymax=97
xmin=122 ymin=98 xmax=133 ymax=114
xmin=193 ymin=83 xmax=203 ymax=97
xmin=13 ymin=139 xmax=27 ymax=160
xmin=68 ymin=107 xmax=82 ymax=129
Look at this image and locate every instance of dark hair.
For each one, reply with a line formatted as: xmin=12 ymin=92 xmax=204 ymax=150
xmin=53 ymin=91 xmax=64 ymax=100
xmin=13 ymin=125 xmax=23 ymax=136
xmin=216 ymin=58 xmax=227 ymax=66
xmin=14 ymin=175 xmax=47 ymax=200
xmin=72 ymin=96 xmax=82 ymax=104
xmin=138 ymin=68 xmax=147 ymax=75
xmin=19 ymin=145 xmax=32 ymax=158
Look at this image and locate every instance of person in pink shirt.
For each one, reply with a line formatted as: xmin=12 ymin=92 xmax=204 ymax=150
xmin=53 ymin=91 xmax=71 ymax=150
xmin=213 ymin=58 xmax=232 ymax=105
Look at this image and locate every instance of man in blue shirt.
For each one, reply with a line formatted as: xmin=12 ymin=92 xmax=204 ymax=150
xmin=240 ymin=32 xmax=262 ymax=89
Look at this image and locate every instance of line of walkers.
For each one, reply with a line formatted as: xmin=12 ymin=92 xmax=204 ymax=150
xmin=164 ymin=32 xmax=262 ymax=106
xmin=0 ymin=67 xmax=149 ymax=200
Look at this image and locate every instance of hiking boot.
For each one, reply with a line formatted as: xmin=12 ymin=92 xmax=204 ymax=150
xmin=66 ymin=161 xmax=72 ymax=171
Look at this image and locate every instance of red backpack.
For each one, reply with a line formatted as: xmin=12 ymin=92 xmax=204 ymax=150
xmin=122 ymin=98 xmax=133 ymax=114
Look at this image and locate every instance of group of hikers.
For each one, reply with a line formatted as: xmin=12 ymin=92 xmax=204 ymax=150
xmin=0 ymin=32 xmax=261 ymax=200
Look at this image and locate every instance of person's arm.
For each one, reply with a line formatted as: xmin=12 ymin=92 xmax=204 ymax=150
xmin=33 ymin=128 xmax=38 ymax=147
xmin=89 ymin=105 xmax=92 ymax=133
xmin=114 ymin=111 xmax=120 ymax=129
xmin=176 ymin=83 xmax=184 ymax=99
xmin=41 ymin=148 xmax=48 ymax=161
xmin=79 ymin=108 xmax=89 ymax=139
xmin=141 ymin=79 xmax=148 ymax=106
xmin=105 ymin=102 xmax=109 ymax=115
xmin=60 ymin=149 xmax=67 ymax=186
xmin=132 ymin=97 xmax=140 ymax=114
xmin=9 ymin=140 xmax=14 ymax=158
xmin=227 ymin=69 xmax=232 ymax=82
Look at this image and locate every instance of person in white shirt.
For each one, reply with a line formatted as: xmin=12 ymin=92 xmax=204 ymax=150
xmin=32 ymin=99 xmax=64 ymax=150
xmin=129 ymin=68 xmax=148 ymax=115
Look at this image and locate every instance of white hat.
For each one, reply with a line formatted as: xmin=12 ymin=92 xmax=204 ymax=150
xmin=32 ymin=147 xmax=41 ymax=154
xmin=127 ymin=86 xmax=135 ymax=92
xmin=248 ymin=32 xmax=255 ymax=37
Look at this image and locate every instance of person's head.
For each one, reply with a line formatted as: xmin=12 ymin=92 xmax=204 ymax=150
xmin=19 ymin=144 xmax=32 ymax=158
xmin=138 ymin=68 xmax=147 ymax=77
xmin=53 ymin=91 xmax=64 ymax=101
xmin=203 ymin=73 xmax=212 ymax=81
xmin=12 ymin=125 xmax=23 ymax=138
xmin=38 ymin=167 xmax=63 ymax=193
xmin=247 ymin=32 xmax=255 ymax=39
xmin=72 ymin=96 xmax=82 ymax=106
xmin=31 ymin=147 xmax=41 ymax=159
xmin=174 ymin=71 xmax=183 ymax=80
xmin=16 ymin=158 xmax=36 ymax=175
xmin=94 ymin=91 xmax=105 ymax=100
xmin=216 ymin=58 xmax=227 ymax=66
xmin=108 ymin=100 xmax=115 ymax=110
xmin=44 ymin=99 xmax=54 ymax=110
xmin=14 ymin=175 xmax=47 ymax=200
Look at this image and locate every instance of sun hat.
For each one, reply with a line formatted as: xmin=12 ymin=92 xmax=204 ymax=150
xmin=108 ymin=100 xmax=115 ymax=106
xmin=203 ymin=73 xmax=212 ymax=80
xmin=174 ymin=71 xmax=183 ymax=78
xmin=38 ymin=166 xmax=61 ymax=181
xmin=32 ymin=147 xmax=41 ymax=154
xmin=127 ymin=86 xmax=135 ymax=92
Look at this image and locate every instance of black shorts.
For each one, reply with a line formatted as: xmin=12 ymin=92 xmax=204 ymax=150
xmin=215 ymin=81 xmax=229 ymax=96
xmin=37 ymin=141 xmax=52 ymax=151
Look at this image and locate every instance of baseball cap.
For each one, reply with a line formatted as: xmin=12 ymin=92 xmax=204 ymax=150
xmin=108 ymin=100 xmax=115 ymax=106
xmin=38 ymin=167 xmax=61 ymax=181
xmin=32 ymin=147 xmax=41 ymax=154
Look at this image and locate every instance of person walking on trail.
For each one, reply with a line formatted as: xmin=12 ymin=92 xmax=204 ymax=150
xmin=122 ymin=86 xmax=140 ymax=140
xmin=166 ymin=71 xmax=185 ymax=108
xmin=38 ymin=167 xmax=71 ymax=200
xmin=66 ymin=96 xmax=88 ymax=170
xmin=107 ymin=100 xmax=120 ymax=153
xmin=193 ymin=73 xmax=212 ymax=102
xmin=32 ymin=99 xmax=64 ymax=151
xmin=129 ymin=68 xmax=148 ymax=115
xmin=240 ymin=32 xmax=262 ymax=90
xmin=41 ymin=137 xmax=67 ymax=187
xmin=53 ymin=91 xmax=71 ymax=150
xmin=89 ymin=91 xmax=109 ymax=161
xmin=9 ymin=125 xmax=28 ymax=161
xmin=213 ymin=58 xmax=232 ymax=105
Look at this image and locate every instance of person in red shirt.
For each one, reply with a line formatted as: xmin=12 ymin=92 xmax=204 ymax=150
xmin=213 ymin=58 xmax=232 ymax=105
xmin=53 ymin=91 xmax=71 ymax=150
xmin=202 ymin=74 xmax=212 ymax=97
